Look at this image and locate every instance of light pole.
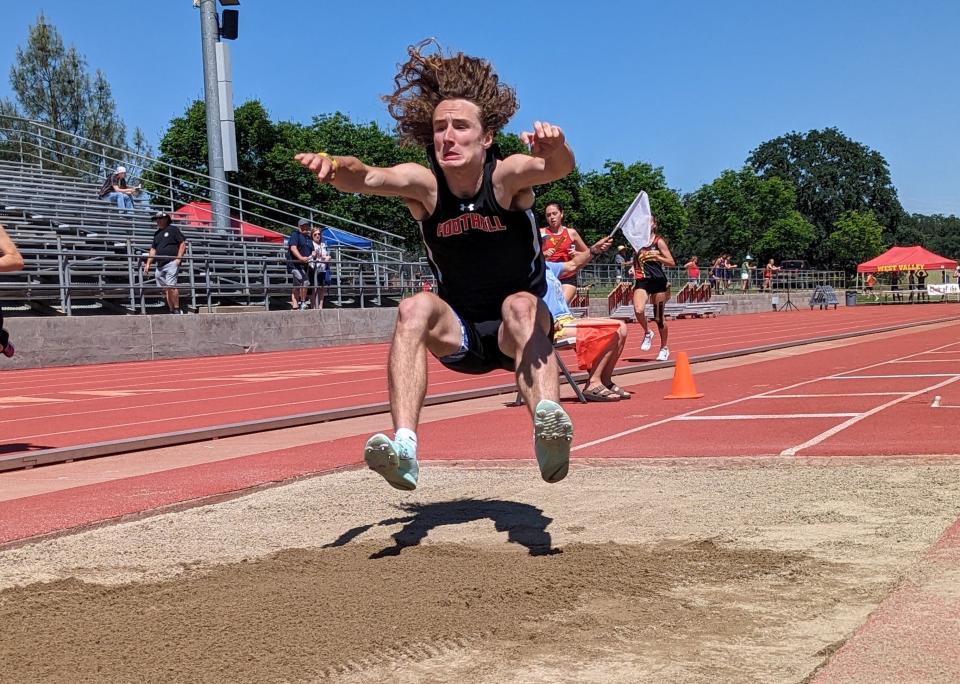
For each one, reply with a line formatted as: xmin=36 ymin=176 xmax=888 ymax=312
xmin=197 ymin=0 xmax=231 ymax=233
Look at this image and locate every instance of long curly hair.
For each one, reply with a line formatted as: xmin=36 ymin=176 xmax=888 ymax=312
xmin=383 ymin=39 xmax=518 ymax=147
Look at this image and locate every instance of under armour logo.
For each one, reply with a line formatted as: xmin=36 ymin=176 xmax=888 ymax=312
xmin=459 ymin=203 xmax=475 ymax=212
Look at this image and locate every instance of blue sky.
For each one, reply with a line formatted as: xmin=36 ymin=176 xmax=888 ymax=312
xmin=1 ymin=1 xmax=958 ymax=215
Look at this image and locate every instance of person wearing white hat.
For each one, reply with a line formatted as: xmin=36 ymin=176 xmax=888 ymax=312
xmin=97 ymin=165 xmax=139 ymax=212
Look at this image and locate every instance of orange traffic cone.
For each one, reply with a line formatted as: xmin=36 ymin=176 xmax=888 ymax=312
xmin=665 ymin=351 xmax=704 ymax=399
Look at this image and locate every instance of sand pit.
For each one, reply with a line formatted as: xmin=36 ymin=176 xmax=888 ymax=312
xmin=2 ymin=457 xmax=960 ymax=683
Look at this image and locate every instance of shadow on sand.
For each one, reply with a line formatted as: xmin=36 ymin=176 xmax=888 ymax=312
xmin=323 ymin=499 xmax=560 ymax=559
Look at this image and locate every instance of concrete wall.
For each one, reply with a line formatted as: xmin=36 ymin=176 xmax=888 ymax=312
xmin=587 ymin=292 xmax=814 ymax=317
xmin=3 ymin=291 xmax=838 ymax=369
xmin=2 ymin=309 xmax=399 ymax=369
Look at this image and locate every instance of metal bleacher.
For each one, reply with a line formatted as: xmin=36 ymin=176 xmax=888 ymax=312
xmin=606 ymin=281 xmax=727 ymax=321
xmin=0 ymin=115 xmax=418 ymax=315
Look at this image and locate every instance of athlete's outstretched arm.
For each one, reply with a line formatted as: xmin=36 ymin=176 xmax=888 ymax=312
xmin=0 ymin=224 xmax=24 ymax=273
xmin=294 ymin=153 xmax=435 ymax=205
xmin=557 ymin=236 xmax=613 ymax=278
xmin=496 ymin=121 xmax=575 ymax=195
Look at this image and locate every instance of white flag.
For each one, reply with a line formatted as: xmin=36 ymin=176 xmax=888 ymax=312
xmin=613 ymin=191 xmax=652 ymax=251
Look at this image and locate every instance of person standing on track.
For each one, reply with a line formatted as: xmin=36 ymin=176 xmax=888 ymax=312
xmin=0 ymin=223 xmax=24 ymax=358
xmin=632 ymin=218 xmax=676 ymax=362
xmin=540 ymin=201 xmax=588 ymax=303
xmin=295 ymin=40 xmax=576 ymax=491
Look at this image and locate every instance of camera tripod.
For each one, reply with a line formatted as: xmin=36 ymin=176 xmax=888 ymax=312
xmin=778 ymin=274 xmax=799 ymax=311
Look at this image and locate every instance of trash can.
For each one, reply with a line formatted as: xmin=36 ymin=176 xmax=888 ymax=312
xmin=845 ymin=290 xmax=857 ymax=307
xmin=771 ymin=295 xmax=780 ymax=311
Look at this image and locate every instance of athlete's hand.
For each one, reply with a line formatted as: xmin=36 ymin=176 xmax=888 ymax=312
xmin=294 ymin=152 xmax=337 ymax=184
xmin=543 ymin=247 xmax=557 ymax=258
xmin=590 ymin=237 xmax=613 ymax=254
xmin=521 ymin=121 xmax=566 ymax=158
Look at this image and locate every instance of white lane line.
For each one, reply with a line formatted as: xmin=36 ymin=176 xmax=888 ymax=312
xmin=829 ymin=374 xmax=957 ymax=379
xmin=574 ymin=340 xmax=960 ymax=453
xmin=754 ymin=393 xmax=910 ymax=398
xmin=780 ymin=375 xmax=960 ymax=456
xmin=676 ymin=413 xmax=860 ymax=420
xmin=890 ymin=359 xmax=960 ymax=363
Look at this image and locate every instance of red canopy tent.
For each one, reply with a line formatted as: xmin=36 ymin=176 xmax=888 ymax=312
xmin=857 ymin=245 xmax=957 ymax=273
xmin=172 ymin=201 xmax=286 ymax=244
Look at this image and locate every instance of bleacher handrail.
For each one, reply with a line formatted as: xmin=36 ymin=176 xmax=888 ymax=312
xmin=0 ymin=114 xmax=406 ymax=247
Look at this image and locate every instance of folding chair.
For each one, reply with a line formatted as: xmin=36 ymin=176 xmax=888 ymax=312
xmin=513 ymin=336 xmax=588 ymax=405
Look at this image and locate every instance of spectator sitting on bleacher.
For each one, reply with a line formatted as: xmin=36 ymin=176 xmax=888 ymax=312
xmin=0 ymin=223 xmax=25 ymax=357
xmin=97 ymin=166 xmax=140 ymax=212
xmin=287 ymin=218 xmax=314 ymax=310
xmin=547 ymin=236 xmax=630 ymax=401
xmin=143 ymin=212 xmax=187 ymax=314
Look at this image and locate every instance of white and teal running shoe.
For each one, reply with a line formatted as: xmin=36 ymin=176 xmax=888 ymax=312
xmin=363 ymin=433 xmax=420 ymax=491
xmin=533 ymin=400 xmax=573 ymax=483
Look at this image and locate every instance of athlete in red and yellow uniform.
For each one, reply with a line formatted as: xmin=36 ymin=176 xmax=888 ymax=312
xmin=539 ymin=201 xmax=588 ymax=302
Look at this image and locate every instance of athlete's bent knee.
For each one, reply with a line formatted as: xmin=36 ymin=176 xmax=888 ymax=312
xmin=501 ymin=292 xmax=538 ymax=324
xmin=395 ymin=292 xmax=436 ymax=333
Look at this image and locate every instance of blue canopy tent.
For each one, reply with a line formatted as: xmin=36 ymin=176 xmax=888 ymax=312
xmin=322 ymin=226 xmax=372 ymax=250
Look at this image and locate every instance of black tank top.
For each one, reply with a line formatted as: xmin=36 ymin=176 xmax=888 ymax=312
xmin=635 ymin=235 xmax=666 ymax=280
xmin=419 ymin=146 xmax=546 ymax=321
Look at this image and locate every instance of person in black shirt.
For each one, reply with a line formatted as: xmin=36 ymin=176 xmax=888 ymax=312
xmin=97 ymin=166 xmax=139 ymax=212
xmin=916 ymin=268 xmax=928 ymax=302
xmin=295 ymin=40 xmax=576 ymax=491
xmin=632 ymin=219 xmax=677 ymax=362
xmin=143 ymin=212 xmax=187 ymax=314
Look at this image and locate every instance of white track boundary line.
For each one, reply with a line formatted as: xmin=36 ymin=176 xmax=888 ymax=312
xmin=829 ymin=374 xmax=956 ymax=379
xmin=676 ymin=413 xmax=860 ymax=420
xmin=574 ymin=339 xmax=960 ymax=452
xmin=889 ymin=359 xmax=960 ymax=363
xmin=780 ymin=375 xmax=960 ymax=456
xmin=753 ymin=393 xmax=909 ymax=398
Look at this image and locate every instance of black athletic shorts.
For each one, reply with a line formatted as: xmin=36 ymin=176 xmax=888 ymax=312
xmin=634 ymin=277 xmax=669 ymax=295
xmin=558 ymin=270 xmax=580 ymax=287
xmin=437 ymin=318 xmax=515 ymax=375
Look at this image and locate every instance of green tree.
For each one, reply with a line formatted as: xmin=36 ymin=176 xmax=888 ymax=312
xmin=577 ymin=160 xmax=686 ymax=253
xmin=2 ymin=15 xmax=127 ymax=174
xmin=684 ymin=168 xmax=814 ymax=263
xmin=753 ymin=212 xmax=816 ymax=262
xmin=150 ymin=102 xmax=425 ymax=244
xmin=901 ymin=213 xmax=960 ymax=260
xmin=827 ymin=210 xmax=886 ymax=272
xmin=747 ymin=128 xmax=904 ymax=262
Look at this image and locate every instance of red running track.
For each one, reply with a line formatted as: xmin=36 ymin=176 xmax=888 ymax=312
xmin=1 ymin=304 xmax=959 ymax=454
xmin=2 ymin=318 xmax=958 ymax=546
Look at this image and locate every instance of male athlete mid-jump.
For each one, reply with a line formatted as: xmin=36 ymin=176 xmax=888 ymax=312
xmin=296 ymin=41 xmax=576 ymax=491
